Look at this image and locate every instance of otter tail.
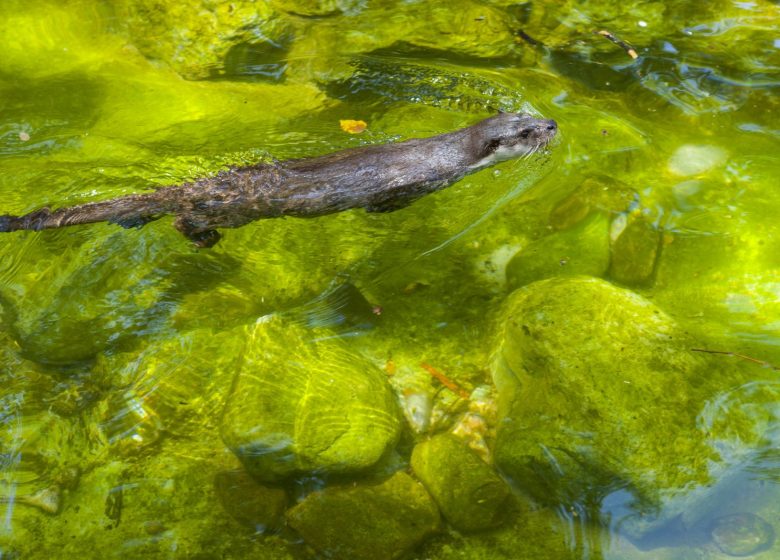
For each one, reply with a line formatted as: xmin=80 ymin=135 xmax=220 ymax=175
xmin=0 ymin=193 xmax=171 ymax=234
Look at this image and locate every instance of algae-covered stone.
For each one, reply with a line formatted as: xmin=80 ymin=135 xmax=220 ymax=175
xmin=609 ymin=215 xmax=660 ymax=285
xmin=0 ymin=435 xmax=295 ymax=560
xmin=711 ymin=513 xmax=775 ymax=557
xmin=214 ymin=470 xmax=287 ymax=533
xmin=270 ymin=0 xmax=363 ymax=16
xmin=505 ymin=212 xmax=610 ymax=290
xmin=112 ymin=0 xmax=290 ymax=79
xmin=6 ymin=232 xmax=238 ymax=364
xmin=548 ymin=176 xmax=637 ymax=231
xmin=286 ymin=1 xmax=518 ymax=83
xmin=616 ymin=379 xmax=780 ymax=546
xmin=96 ymin=326 xmax=243 ymax=453
xmin=492 ymin=276 xmax=718 ymax=505
xmin=286 ymin=472 xmax=440 ymax=560
xmin=220 ymin=315 xmax=401 ymax=482
xmin=411 ymin=434 xmax=512 ymax=532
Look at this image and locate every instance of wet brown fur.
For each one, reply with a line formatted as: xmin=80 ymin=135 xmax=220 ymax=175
xmin=0 ymin=113 xmax=556 ymax=247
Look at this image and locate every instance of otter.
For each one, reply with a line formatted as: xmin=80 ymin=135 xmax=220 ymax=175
xmin=0 ymin=113 xmax=556 ymax=247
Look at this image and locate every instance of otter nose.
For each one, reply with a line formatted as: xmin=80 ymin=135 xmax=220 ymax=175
xmin=546 ymin=120 xmax=557 ymax=131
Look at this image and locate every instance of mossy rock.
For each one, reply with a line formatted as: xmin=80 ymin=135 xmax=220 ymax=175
xmin=270 ymin=0 xmax=363 ymax=16
xmin=411 ymin=434 xmax=512 ymax=532
xmin=220 ymin=315 xmax=401 ymax=482
xmin=492 ymin=276 xmax=725 ymax=506
xmin=548 ymin=176 xmax=636 ymax=231
xmin=286 ymin=472 xmax=440 ymax=560
xmin=95 ymin=327 xmax=243 ymax=454
xmin=6 ymin=232 xmax=238 ymax=364
xmin=505 ymin=212 xmax=610 ymax=290
xmin=112 ymin=0 xmax=289 ymax=79
xmin=214 ymin=470 xmax=287 ymax=533
xmin=0 ymin=437 xmax=295 ymax=559
xmin=609 ymin=215 xmax=660 ymax=286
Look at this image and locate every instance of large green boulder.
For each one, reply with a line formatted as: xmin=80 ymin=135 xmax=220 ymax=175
xmin=411 ymin=434 xmax=512 ymax=532
xmin=220 ymin=315 xmax=401 ymax=482
xmin=491 ymin=276 xmax=723 ymax=506
xmin=286 ymin=472 xmax=440 ymax=560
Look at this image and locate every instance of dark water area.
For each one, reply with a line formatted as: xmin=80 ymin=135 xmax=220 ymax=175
xmin=0 ymin=0 xmax=778 ymax=558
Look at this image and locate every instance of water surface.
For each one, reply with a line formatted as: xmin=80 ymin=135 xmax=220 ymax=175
xmin=0 ymin=0 xmax=778 ymax=558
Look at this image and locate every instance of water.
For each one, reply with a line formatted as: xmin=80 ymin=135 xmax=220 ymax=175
xmin=0 ymin=0 xmax=778 ymax=558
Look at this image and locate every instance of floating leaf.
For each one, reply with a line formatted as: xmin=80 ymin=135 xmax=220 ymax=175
xmin=340 ymin=119 xmax=367 ymax=133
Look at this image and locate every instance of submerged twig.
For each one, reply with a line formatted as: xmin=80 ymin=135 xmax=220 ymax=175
xmin=595 ymin=29 xmax=639 ymax=59
xmin=420 ymin=363 xmax=471 ymax=399
xmin=691 ymin=348 xmax=780 ymax=371
xmin=514 ymin=29 xmax=545 ymax=48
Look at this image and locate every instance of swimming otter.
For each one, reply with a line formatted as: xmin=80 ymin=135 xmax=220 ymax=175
xmin=0 ymin=113 xmax=557 ymax=247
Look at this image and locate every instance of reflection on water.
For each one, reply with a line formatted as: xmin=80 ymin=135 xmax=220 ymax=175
xmin=0 ymin=0 xmax=778 ymax=558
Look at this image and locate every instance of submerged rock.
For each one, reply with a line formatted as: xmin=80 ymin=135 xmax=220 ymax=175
xmin=220 ymin=315 xmax=401 ymax=482
xmin=710 ymin=512 xmax=775 ymax=557
xmin=95 ymin=326 xmax=243 ymax=454
xmin=667 ymin=144 xmax=728 ymax=177
xmin=411 ymin=434 xmax=512 ymax=532
xmin=286 ymin=472 xmax=440 ymax=560
xmin=112 ymin=0 xmax=289 ymax=79
xmin=548 ymin=176 xmax=637 ymax=232
xmin=617 ymin=379 xmax=780 ymax=548
xmin=6 ymin=233 xmax=237 ymax=364
xmin=608 ymin=215 xmax=660 ymax=285
xmin=214 ymin=470 xmax=287 ymax=533
xmin=492 ymin=276 xmax=719 ymax=505
xmin=505 ymin=212 xmax=610 ymax=290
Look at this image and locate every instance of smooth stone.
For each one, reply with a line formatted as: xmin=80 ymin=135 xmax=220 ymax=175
xmin=609 ymin=215 xmax=660 ymax=285
xmin=286 ymin=472 xmax=440 ymax=560
xmin=411 ymin=434 xmax=512 ymax=532
xmin=492 ymin=277 xmax=718 ymax=507
xmin=214 ymin=470 xmax=287 ymax=533
xmin=505 ymin=212 xmax=610 ymax=290
xmin=711 ymin=512 xmax=775 ymax=557
xmin=548 ymin=176 xmax=636 ymax=231
xmin=667 ymin=144 xmax=727 ymax=177
xmin=220 ymin=315 xmax=401 ymax=482
xmin=113 ymin=0 xmax=288 ymax=80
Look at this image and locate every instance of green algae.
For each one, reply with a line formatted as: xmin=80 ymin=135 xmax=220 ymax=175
xmin=505 ymin=211 xmax=610 ymax=289
xmin=0 ymin=0 xmax=778 ymax=558
xmin=411 ymin=434 xmax=512 ymax=532
xmin=492 ymin=277 xmax=720 ymax=502
xmin=286 ymin=471 xmax=441 ymax=560
xmin=221 ymin=315 xmax=401 ymax=482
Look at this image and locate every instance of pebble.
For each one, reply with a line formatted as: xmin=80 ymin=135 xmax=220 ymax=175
xmin=668 ymin=144 xmax=727 ymax=176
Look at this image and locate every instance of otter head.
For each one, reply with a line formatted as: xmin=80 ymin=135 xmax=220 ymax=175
xmin=469 ymin=112 xmax=557 ymax=169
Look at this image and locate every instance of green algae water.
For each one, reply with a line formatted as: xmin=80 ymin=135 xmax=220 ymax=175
xmin=0 ymin=0 xmax=779 ymax=558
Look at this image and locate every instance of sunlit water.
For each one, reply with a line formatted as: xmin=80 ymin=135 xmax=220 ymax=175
xmin=0 ymin=0 xmax=778 ymax=558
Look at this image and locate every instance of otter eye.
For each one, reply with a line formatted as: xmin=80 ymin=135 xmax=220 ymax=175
xmin=520 ymin=129 xmax=531 ymax=139
xmin=485 ymin=138 xmax=501 ymax=153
